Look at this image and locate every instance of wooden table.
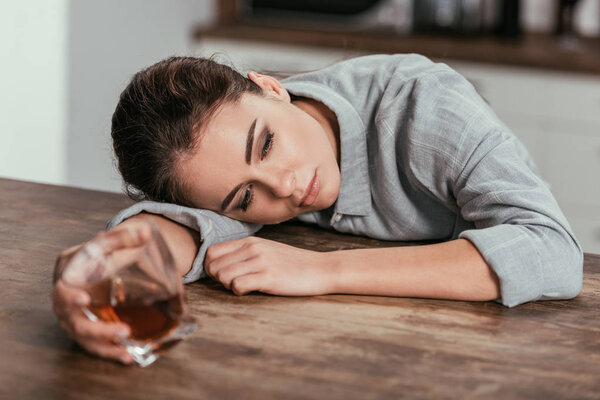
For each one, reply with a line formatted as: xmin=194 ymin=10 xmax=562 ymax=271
xmin=1 ymin=177 xmax=599 ymax=400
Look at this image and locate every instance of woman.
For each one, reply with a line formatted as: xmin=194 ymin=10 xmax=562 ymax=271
xmin=52 ymin=54 xmax=583 ymax=364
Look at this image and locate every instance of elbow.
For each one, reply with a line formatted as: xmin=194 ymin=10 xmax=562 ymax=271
xmin=562 ymin=243 xmax=583 ymax=299
xmin=555 ymin=268 xmax=582 ymax=300
xmin=543 ymin=233 xmax=584 ymax=301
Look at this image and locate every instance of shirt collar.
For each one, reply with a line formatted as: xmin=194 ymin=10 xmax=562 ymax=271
xmin=282 ymin=81 xmax=372 ymax=217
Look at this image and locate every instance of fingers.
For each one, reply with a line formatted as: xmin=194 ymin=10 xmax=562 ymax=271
xmin=205 ymin=237 xmax=270 ymax=293
xmin=54 ymin=222 xmax=152 ymax=285
xmin=93 ymin=223 xmax=152 ymax=255
xmin=53 ymin=280 xmax=90 ymax=313
xmin=60 ymin=243 xmax=86 ymax=259
xmin=53 ymin=280 xmax=133 ymax=364
xmin=205 ymin=236 xmax=259 ymax=262
xmin=56 ymin=304 xmax=133 ymax=364
xmin=53 ymin=283 xmax=130 ymax=339
xmin=71 ymin=314 xmax=130 ymax=341
xmin=206 ymin=245 xmax=258 ymax=277
xmin=210 ymin=260 xmax=259 ymax=290
xmin=54 ymin=243 xmax=85 ymax=283
xmin=61 ymin=314 xmax=133 ymax=364
xmin=231 ymin=272 xmax=265 ymax=296
xmin=77 ymin=337 xmax=133 ymax=365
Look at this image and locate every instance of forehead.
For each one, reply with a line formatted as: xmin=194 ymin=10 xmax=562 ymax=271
xmin=198 ymin=94 xmax=276 ymax=138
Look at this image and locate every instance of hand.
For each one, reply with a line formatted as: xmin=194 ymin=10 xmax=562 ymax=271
xmin=204 ymin=236 xmax=334 ymax=296
xmin=51 ymin=220 xmax=152 ymax=365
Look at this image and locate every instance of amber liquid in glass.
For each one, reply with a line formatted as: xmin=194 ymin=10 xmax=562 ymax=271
xmin=91 ymin=296 xmax=181 ymax=341
xmin=85 ymin=263 xmax=183 ymax=343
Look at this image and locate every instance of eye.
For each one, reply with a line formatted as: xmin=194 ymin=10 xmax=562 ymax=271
xmin=240 ymin=185 xmax=254 ymax=212
xmin=260 ymin=132 xmax=274 ymax=160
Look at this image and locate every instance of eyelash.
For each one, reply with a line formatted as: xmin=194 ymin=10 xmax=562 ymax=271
xmin=240 ymin=131 xmax=275 ymax=212
xmin=241 ymin=185 xmax=253 ymax=212
xmin=261 ymin=132 xmax=274 ymax=160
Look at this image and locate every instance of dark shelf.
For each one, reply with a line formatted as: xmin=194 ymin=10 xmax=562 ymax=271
xmin=194 ymin=22 xmax=600 ymax=76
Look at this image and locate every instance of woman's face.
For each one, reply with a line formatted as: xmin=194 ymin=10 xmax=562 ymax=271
xmin=179 ymin=73 xmax=341 ymax=224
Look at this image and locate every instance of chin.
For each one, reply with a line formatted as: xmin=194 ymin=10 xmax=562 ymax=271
xmin=321 ymin=182 xmax=340 ymax=209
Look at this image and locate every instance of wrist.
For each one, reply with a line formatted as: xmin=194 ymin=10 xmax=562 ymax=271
xmin=319 ymin=250 xmax=343 ymax=294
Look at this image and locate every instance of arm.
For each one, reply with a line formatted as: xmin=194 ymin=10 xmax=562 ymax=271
xmin=120 ymin=213 xmax=200 ymax=277
xmin=105 ymin=200 xmax=263 ymax=282
xmin=324 ymin=239 xmax=500 ymax=301
xmin=401 ymin=69 xmax=583 ymax=307
xmin=203 ymin=236 xmax=500 ymax=301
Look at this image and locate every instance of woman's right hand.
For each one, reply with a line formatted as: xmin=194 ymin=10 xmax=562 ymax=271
xmin=51 ymin=222 xmax=152 ymax=365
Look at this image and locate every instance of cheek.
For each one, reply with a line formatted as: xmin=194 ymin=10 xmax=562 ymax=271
xmin=257 ymin=198 xmax=298 ymax=223
xmin=229 ymin=198 xmax=294 ymax=224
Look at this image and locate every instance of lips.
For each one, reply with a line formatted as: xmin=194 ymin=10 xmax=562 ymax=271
xmin=299 ymin=171 xmax=320 ymax=207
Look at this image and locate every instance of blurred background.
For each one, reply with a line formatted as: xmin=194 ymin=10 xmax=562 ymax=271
xmin=1 ymin=0 xmax=599 ymax=252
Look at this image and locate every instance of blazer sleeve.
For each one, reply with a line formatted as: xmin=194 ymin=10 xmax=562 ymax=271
xmin=105 ymin=201 xmax=262 ymax=283
xmin=406 ymin=68 xmax=583 ymax=308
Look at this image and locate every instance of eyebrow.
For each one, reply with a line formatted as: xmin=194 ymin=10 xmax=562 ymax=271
xmin=245 ymin=118 xmax=257 ymax=165
xmin=220 ymin=118 xmax=257 ymax=212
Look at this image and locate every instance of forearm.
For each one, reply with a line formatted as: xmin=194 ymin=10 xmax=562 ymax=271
xmin=113 ymin=212 xmax=200 ymax=277
xmin=325 ymin=239 xmax=500 ymax=302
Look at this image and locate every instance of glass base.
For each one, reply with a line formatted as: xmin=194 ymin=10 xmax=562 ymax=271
xmin=127 ymin=344 xmax=159 ymax=367
xmin=123 ymin=317 xmax=197 ymax=367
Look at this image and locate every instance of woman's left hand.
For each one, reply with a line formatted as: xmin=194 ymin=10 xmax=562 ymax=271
xmin=204 ymin=237 xmax=334 ymax=296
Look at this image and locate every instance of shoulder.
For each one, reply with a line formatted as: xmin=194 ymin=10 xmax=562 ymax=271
xmin=282 ymin=53 xmax=445 ymax=97
xmin=374 ymin=62 xmax=513 ymax=187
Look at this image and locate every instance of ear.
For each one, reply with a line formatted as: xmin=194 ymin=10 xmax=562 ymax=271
xmin=248 ymin=71 xmax=291 ymax=103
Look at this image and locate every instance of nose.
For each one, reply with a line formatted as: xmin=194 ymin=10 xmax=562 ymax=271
xmin=261 ymin=167 xmax=296 ymax=198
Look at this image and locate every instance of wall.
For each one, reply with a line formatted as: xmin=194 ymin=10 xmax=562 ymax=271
xmin=2 ymin=0 xmax=597 ymax=193
xmin=0 ymin=1 xmax=68 ymax=186
xmin=66 ymin=0 xmax=216 ymax=193
xmin=0 ymin=0 xmax=217 ymax=193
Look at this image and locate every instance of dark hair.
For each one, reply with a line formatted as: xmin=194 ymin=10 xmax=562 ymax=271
xmin=111 ymin=56 xmax=263 ymax=206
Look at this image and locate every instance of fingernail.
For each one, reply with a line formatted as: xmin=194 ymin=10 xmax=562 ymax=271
xmin=118 ymin=328 xmax=129 ymax=340
xmin=120 ymin=355 xmax=131 ymax=364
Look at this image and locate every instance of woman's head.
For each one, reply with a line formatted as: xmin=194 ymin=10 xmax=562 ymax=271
xmin=112 ymin=56 xmax=341 ymax=224
xmin=111 ymin=56 xmax=261 ymax=206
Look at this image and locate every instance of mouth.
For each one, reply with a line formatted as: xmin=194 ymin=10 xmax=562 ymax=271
xmin=299 ymin=170 xmax=320 ymax=207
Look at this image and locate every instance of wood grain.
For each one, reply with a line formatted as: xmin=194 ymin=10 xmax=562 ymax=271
xmin=1 ymin=177 xmax=598 ymax=400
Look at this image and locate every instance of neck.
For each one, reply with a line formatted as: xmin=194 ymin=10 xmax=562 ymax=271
xmin=292 ymin=97 xmax=341 ymax=165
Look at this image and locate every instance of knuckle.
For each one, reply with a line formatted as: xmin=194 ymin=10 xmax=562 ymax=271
xmin=205 ymin=245 xmax=218 ymax=259
xmin=245 ymin=242 xmax=260 ymax=255
xmin=215 ymin=268 xmax=226 ymax=283
xmin=204 ymin=261 xmax=214 ymax=278
xmin=231 ymin=279 xmax=246 ymax=296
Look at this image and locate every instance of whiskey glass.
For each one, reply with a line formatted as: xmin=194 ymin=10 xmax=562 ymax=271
xmin=61 ymin=221 xmax=197 ymax=367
